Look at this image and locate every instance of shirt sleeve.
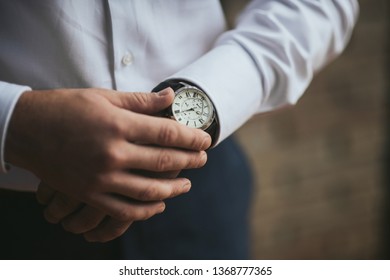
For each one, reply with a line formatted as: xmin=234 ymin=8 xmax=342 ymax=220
xmin=0 ymin=81 xmax=31 ymax=173
xmin=169 ymin=0 xmax=359 ymax=145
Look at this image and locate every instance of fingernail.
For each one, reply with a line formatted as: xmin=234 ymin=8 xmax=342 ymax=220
xmin=158 ymin=88 xmax=171 ymax=96
xmin=183 ymin=181 xmax=191 ymax=192
xmin=158 ymin=203 xmax=166 ymax=214
xmin=201 ymin=135 xmax=212 ymax=150
xmin=201 ymin=151 xmax=207 ymax=164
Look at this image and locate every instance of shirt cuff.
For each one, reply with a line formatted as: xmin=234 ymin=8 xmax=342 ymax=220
xmin=0 ymin=81 xmax=31 ymax=173
xmin=168 ymin=44 xmax=263 ymax=146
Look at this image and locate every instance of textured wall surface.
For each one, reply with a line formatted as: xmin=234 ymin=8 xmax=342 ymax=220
xmin=227 ymin=0 xmax=388 ymax=259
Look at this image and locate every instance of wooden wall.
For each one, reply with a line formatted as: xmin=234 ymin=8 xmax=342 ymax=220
xmin=225 ymin=0 xmax=389 ymax=259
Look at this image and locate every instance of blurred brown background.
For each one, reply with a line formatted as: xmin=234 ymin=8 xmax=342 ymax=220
xmin=222 ymin=0 xmax=389 ymax=259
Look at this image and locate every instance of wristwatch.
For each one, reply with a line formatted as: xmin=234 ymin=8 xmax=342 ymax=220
xmin=152 ymin=80 xmax=219 ymax=145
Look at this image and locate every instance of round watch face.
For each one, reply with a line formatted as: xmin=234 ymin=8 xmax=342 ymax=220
xmin=171 ymin=87 xmax=214 ymax=129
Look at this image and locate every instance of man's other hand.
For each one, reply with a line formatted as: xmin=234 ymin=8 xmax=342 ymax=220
xmin=5 ymin=88 xmax=211 ymax=241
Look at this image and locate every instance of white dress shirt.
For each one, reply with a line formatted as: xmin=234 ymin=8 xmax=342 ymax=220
xmin=0 ymin=0 xmax=359 ymax=191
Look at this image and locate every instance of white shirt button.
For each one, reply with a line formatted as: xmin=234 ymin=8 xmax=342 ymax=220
xmin=122 ymin=52 xmax=134 ymax=65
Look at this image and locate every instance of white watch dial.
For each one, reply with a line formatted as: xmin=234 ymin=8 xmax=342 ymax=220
xmin=171 ymin=87 xmax=214 ymax=129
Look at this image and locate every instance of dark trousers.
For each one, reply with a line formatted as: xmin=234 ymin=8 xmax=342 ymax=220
xmin=0 ymin=137 xmax=253 ymax=259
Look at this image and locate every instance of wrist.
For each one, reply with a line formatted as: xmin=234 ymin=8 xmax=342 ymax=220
xmin=4 ymin=90 xmax=40 ymax=171
xmin=152 ymin=79 xmax=220 ymax=146
xmin=0 ymin=83 xmax=32 ymax=173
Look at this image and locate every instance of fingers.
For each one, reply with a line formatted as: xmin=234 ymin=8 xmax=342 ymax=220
xmin=111 ymin=88 xmax=212 ymax=150
xmin=63 ymin=206 xmax=134 ymax=242
xmin=88 ymin=193 xmax=166 ymax=222
xmin=39 ymin=170 xmax=189 ymax=226
xmin=124 ymin=112 xmax=212 ymax=151
xmin=37 ymin=171 xmax=188 ymax=235
xmin=102 ymin=172 xmax=191 ymax=202
xmin=37 ymin=181 xmax=81 ymax=224
xmin=61 ymin=204 xmax=144 ymax=242
xmin=36 ymin=182 xmax=56 ymax=204
xmin=135 ymin=170 xmax=181 ymax=179
xmin=122 ymin=143 xmax=207 ymax=172
xmin=42 ymin=190 xmax=167 ymax=240
xmin=62 ymin=206 xmax=106 ymax=234
xmin=62 ymin=197 xmax=166 ymax=241
xmin=43 ymin=192 xmax=83 ymax=224
xmin=83 ymin=218 xmax=133 ymax=242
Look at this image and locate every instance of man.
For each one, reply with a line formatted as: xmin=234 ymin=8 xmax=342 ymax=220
xmin=0 ymin=0 xmax=359 ymax=259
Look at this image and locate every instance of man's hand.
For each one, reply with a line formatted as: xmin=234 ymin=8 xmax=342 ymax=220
xmin=36 ymin=182 xmax=153 ymax=242
xmin=5 ymin=88 xmax=211 ymax=239
xmin=36 ymin=171 xmax=182 ymax=242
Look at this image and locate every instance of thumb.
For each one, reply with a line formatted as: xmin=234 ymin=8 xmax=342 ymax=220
xmin=116 ymin=87 xmax=174 ymax=115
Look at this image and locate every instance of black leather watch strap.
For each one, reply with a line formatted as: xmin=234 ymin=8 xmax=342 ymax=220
xmin=152 ymin=80 xmax=184 ymax=92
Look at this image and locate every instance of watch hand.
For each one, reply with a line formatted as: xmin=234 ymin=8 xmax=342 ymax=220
xmin=182 ymin=108 xmax=195 ymax=112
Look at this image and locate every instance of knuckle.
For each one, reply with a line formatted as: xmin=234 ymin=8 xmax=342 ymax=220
xmin=155 ymin=150 xmax=172 ymax=172
xmin=190 ymin=133 xmax=202 ymax=150
xmin=191 ymin=132 xmax=211 ymax=151
xmin=81 ymin=217 xmax=100 ymax=230
xmin=94 ymin=172 xmax=115 ymax=188
xmin=76 ymin=90 xmax=95 ymax=103
xmin=62 ymin=221 xmax=81 ymax=234
xmin=63 ymin=218 xmax=95 ymax=234
xmin=99 ymin=144 xmax=124 ymax=170
xmin=132 ymin=92 xmax=150 ymax=108
xmin=107 ymin=222 xmax=128 ymax=239
xmin=113 ymin=207 xmax=134 ymax=221
xmin=168 ymin=185 xmax=180 ymax=198
xmin=76 ymin=182 xmax=98 ymax=203
xmin=158 ymin=124 xmax=178 ymax=145
xmin=185 ymin=153 xmax=197 ymax=169
xmin=137 ymin=203 xmax=165 ymax=221
xmin=136 ymin=208 xmax=155 ymax=221
xmin=62 ymin=221 xmax=78 ymax=233
xmin=197 ymin=152 xmax=207 ymax=167
xmin=53 ymin=194 xmax=77 ymax=213
xmin=137 ymin=185 xmax=159 ymax=201
xmin=115 ymin=206 xmax=150 ymax=222
xmin=44 ymin=210 xmax=59 ymax=224
xmin=108 ymin=118 xmax=124 ymax=136
xmin=182 ymin=151 xmax=205 ymax=169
